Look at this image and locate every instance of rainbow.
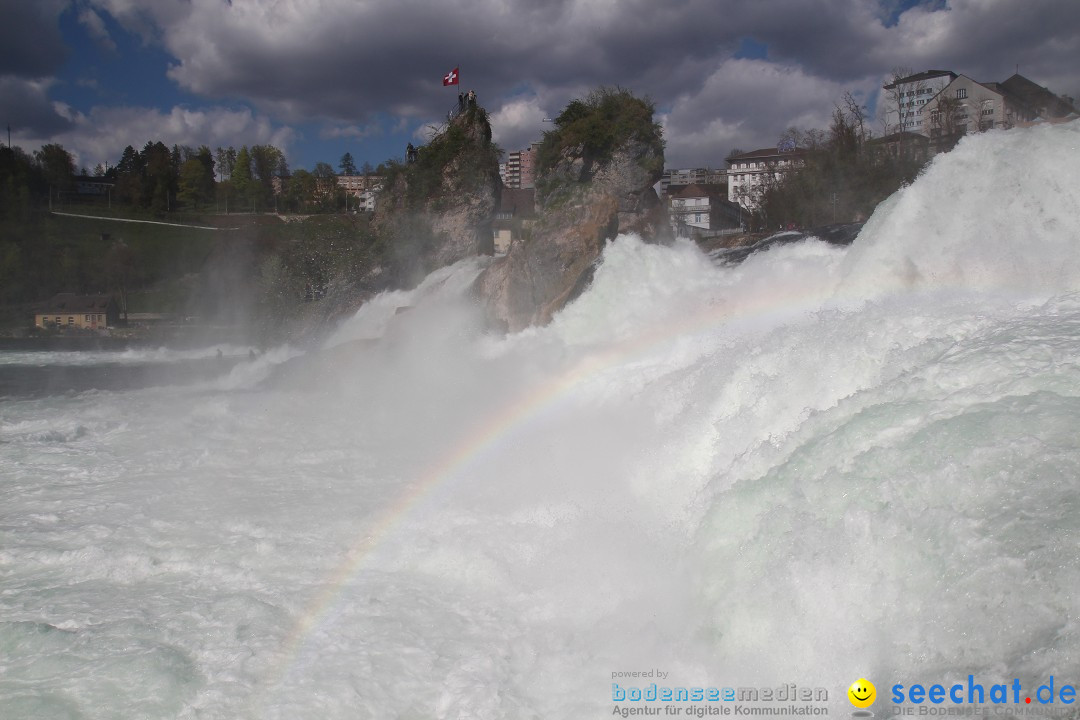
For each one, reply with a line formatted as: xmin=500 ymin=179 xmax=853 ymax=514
xmin=252 ymin=254 xmax=848 ymax=709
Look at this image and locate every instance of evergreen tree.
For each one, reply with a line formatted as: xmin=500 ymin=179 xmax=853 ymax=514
xmin=339 ymin=152 xmax=357 ymax=176
xmin=232 ymin=146 xmax=254 ymax=209
xmin=142 ymin=141 xmax=175 ymax=212
xmin=250 ymin=145 xmax=284 ymax=209
xmin=114 ymin=145 xmax=145 ymax=206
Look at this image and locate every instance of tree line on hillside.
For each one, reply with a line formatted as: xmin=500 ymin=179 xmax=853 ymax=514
xmin=0 ymin=140 xmax=389 ymax=220
xmin=0 ymin=139 xmax=385 ymax=309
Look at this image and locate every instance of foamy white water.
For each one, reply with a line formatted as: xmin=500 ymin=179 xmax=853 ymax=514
xmin=2 ymin=122 xmax=1079 ymax=719
xmin=0 ymin=344 xmax=259 ymax=367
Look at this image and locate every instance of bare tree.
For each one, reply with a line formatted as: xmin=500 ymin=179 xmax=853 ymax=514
xmin=928 ymin=94 xmax=965 ymax=151
xmin=842 ymin=91 xmax=870 ymax=144
xmin=881 ymin=67 xmax=926 ymax=137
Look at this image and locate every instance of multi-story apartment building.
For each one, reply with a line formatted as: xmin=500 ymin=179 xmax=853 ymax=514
xmin=882 ymin=70 xmax=957 ymax=135
xmin=503 ymin=143 xmax=542 ymax=189
xmin=726 ymin=147 xmax=806 ymax=211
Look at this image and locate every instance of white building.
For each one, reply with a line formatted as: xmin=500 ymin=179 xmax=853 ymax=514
xmin=726 ymin=147 xmax=805 ymax=211
xmin=922 ymin=75 xmax=1038 ymax=147
xmin=669 ymin=183 xmax=742 ymax=236
xmin=881 ymin=70 xmax=957 ymax=135
xmin=336 ymin=175 xmax=384 ymax=212
xmin=669 ymin=184 xmax=717 ymax=232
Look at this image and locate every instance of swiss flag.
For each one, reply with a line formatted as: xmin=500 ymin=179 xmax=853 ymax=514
xmin=443 ymin=67 xmax=459 ymax=86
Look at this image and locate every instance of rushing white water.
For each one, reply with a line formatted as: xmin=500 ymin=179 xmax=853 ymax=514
xmin=2 ymin=122 xmax=1080 ymax=719
xmin=0 ymin=345 xmax=259 ymax=368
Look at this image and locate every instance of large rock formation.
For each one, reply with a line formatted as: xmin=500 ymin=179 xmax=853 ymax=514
xmin=374 ymin=104 xmax=501 ymax=287
xmin=474 ymin=89 xmax=667 ymax=331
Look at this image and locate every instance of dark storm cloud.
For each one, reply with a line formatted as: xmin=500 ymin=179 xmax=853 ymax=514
xmin=103 ymin=0 xmax=1075 ymax=122
xmin=0 ymin=76 xmax=74 ymax=137
xmin=27 ymin=0 xmax=1080 ymax=168
xmin=0 ymin=0 xmax=69 ymax=78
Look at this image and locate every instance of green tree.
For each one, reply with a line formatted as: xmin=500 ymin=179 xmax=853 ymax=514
xmin=215 ymin=146 xmax=237 ymax=181
xmin=178 ymin=157 xmax=214 ymax=208
xmin=0 ymin=242 xmax=24 ymax=302
xmin=250 ymin=145 xmax=284 ymax=209
xmin=114 ymin=145 xmax=144 ymax=206
xmin=538 ymin=88 xmax=663 ymax=175
xmin=285 ymin=169 xmax=315 ymax=213
xmin=34 ymin=144 xmax=75 ymax=204
xmin=142 ymin=141 xmax=176 ymax=213
xmin=0 ymin=145 xmax=45 ymax=221
xmin=312 ymin=162 xmax=341 ymax=211
xmin=757 ymin=92 xmax=926 ymax=229
xmin=339 ymin=152 xmax=357 ymax=175
xmin=232 ymin=146 xmax=254 ymax=210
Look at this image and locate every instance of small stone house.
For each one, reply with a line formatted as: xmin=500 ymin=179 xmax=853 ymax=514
xmin=35 ymin=293 xmax=120 ymax=330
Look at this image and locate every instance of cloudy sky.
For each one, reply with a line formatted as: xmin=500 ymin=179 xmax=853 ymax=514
xmin=3 ymin=0 xmax=1079 ymax=174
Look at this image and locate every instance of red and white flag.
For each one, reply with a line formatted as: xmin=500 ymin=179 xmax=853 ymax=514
xmin=443 ymin=67 xmax=459 ymax=86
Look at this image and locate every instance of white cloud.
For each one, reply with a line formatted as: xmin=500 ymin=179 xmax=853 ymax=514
xmin=489 ymin=96 xmax=550 ymax=152
xmin=16 ymin=104 xmax=295 ymax=170
xmin=320 ymin=123 xmax=383 ymax=141
xmin=661 ymin=59 xmax=875 ymax=167
xmin=78 ymin=8 xmax=117 ymax=53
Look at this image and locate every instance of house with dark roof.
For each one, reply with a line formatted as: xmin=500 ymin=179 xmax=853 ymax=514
xmin=493 ymin=187 xmax=536 ymax=254
xmin=669 ymin=183 xmax=742 ymax=236
xmin=996 ymin=74 xmax=1078 ymax=122
xmin=922 ymin=74 xmax=1040 ymax=150
xmin=35 ymin=294 xmax=119 ymax=331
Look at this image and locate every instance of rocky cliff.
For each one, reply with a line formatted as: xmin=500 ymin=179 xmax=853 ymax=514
xmin=374 ymin=104 xmax=501 ymax=287
xmin=473 ymin=89 xmax=667 ymax=331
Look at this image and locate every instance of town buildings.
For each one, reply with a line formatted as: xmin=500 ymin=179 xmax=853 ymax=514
xmin=660 ymin=168 xmax=727 ymax=197
xmin=668 ymin=183 xmax=742 ymax=236
xmin=335 ymin=174 xmax=384 ymax=212
xmin=726 ymin=146 xmax=806 ymax=211
xmin=883 ymin=70 xmax=1076 ymax=150
xmin=882 ymin=70 xmax=957 ymax=135
xmin=502 ymin=143 xmax=541 ymax=189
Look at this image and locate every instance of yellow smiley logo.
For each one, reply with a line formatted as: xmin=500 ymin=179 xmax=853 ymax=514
xmin=848 ymin=678 xmax=876 ymax=708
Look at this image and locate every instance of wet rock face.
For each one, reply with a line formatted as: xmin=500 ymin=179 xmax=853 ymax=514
xmin=374 ymin=106 xmax=501 ymax=287
xmin=474 ymin=135 xmax=668 ymax=332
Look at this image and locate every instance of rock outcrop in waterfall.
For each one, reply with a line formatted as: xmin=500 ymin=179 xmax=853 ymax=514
xmin=374 ymin=103 xmax=502 ymax=288
xmin=473 ymin=88 xmax=668 ymax=331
